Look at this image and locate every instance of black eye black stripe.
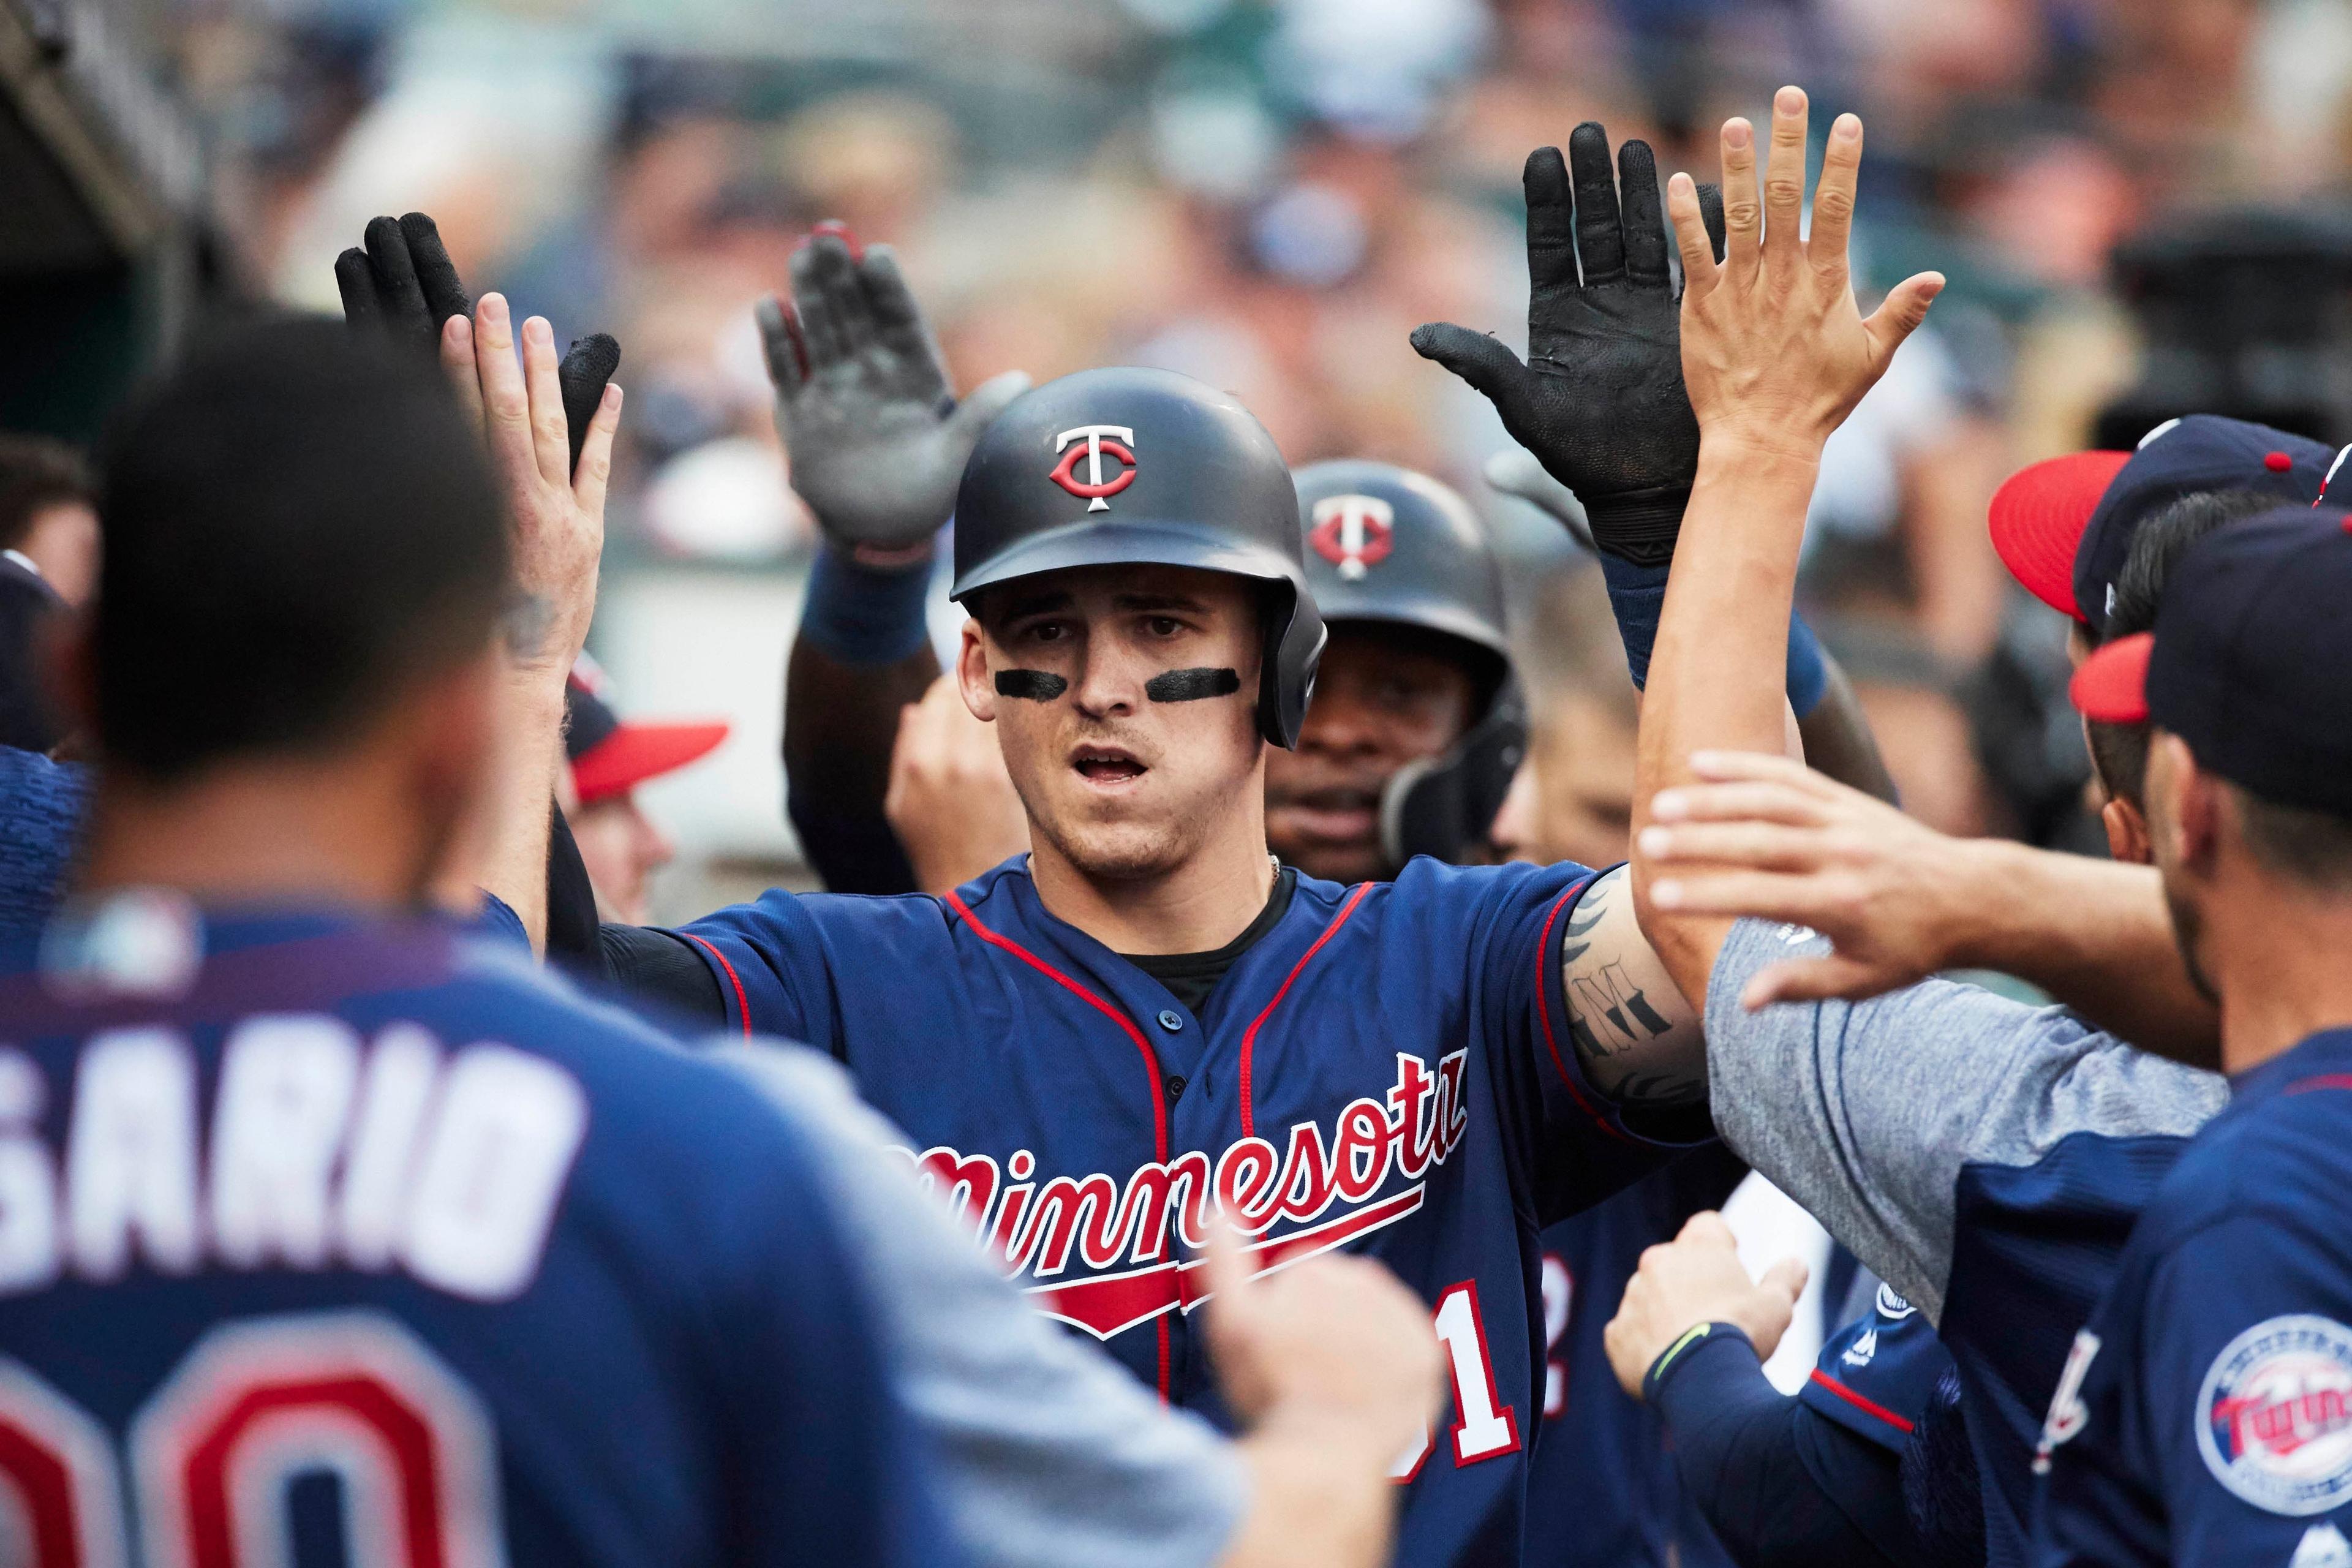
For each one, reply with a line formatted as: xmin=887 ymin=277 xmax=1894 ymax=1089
xmin=994 ymin=671 xmax=1069 ymax=701
xmin=1145 ymin=668 xmax=1241 ymax=703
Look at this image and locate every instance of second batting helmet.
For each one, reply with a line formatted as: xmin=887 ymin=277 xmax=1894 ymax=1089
xmin=951 ymin=367 xmax=1325 ymax=747
xmin=1292 ymin=459 xmax=1525 ymax=868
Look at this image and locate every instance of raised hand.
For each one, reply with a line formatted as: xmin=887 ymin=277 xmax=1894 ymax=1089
xmin=1414 ymin=126 xmax=1724 ymax=566
xmin=885 ymin=673 xmax=1031 ymax=894
xmin=337 ymin=212 xmax=619 ymax=477
xmin=445 ymin=294 xmax=622 ymax=679
xmin=1665 ymin=89 xmax=1942 ymax=463
xmin=1603 ymin=1212 xmax=1809 ymax=1398
xmin=760 ymin=226 xmax=1030 ymax=557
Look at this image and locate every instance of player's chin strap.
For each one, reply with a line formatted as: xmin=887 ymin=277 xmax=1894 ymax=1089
xmin=1378 ymin=680 xmax=1528 ymax=869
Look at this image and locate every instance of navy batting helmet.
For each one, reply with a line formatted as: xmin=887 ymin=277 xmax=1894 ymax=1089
xmin=1292 ymin=459 xmax=1525 ymax=867
xmin=951 ymin=367 xmax=1325 ymax=748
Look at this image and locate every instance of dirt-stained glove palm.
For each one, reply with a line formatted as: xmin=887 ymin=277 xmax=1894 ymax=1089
xmin=1413 ymin=126 xmax=1725 ymax=567
xmin=336 ymin=212 xmax=619 ymax=477
xmin=759 ymin=228 xmax=1029 ymax=554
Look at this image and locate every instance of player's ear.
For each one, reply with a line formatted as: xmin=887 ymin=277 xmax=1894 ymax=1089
xmin=957 ymin=618 xmax=997 ymax=723
xmin=2100 ymin=794 xmax=2150 ymax=866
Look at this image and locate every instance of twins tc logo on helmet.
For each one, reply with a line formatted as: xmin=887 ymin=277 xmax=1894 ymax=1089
xmin=1051 ymin=424 xmax=1137 ymax=511
xmin=1309 ymin=494 xmax=1395 ymax=580
xmin=2198 ymin=1315 xmax=2352 ymax=1515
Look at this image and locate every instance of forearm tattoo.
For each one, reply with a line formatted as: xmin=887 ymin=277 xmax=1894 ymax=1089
xmin=1560 ymin=865 xmax=1708 ymax=1112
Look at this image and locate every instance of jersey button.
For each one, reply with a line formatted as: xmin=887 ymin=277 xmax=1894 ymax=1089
xmin=1165 ymin=1074 xmax=1188 ymax=1102
xmin=1156 ymin=1009 xmax=1185 ymax=1032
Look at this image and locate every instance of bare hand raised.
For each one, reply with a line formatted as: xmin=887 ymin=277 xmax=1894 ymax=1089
xmin=1665 ymin=89 xmax=1943 ymax=463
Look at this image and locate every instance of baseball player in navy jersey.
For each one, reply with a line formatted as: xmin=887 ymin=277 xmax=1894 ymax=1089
xmin=2034 ymin=507 xmax=2352 ymax=1567
xmin=1604 ymin=88 xmax=2352 ymax=1568
xmin=470 ymin=148 xmax=1852 ymax=1568
xmin=0 ymin=317 xmax=959 ymax=1568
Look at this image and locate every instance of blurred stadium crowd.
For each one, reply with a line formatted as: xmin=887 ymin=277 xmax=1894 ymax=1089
xmin=138 ymin=0 xmax=2352 ymax=915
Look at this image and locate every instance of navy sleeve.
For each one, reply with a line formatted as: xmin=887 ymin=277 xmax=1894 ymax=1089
xmin=712 ymin=1107 xmax=966 ymax=1568
xmin=1800 ymin=1289 xmax=1950 ymax=1455
xmin=2059 ymin=1213 xmax=2352 ymax=1568
xmin=1647 ymin=1325 xmax=1912 ymax=1568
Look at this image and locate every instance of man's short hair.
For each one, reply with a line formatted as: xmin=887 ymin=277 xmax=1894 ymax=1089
xmin=2234 ymin=786 xmax=2352 ymax=891
xmin=95 ymin=316 xmax=507 ymax=781
xmin=2083 ymin=487 xmax=2278 ymax=805
xmin=0 ymin=434 xmax=94 ymax=554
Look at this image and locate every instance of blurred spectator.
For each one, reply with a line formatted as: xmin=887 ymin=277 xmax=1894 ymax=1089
xmin=563 ymin=661 xmax=729 ymax=924
xmin=1491 ymin=564 xmax=1637 ymax=871
xmin=0 ymin=435 xmax=99 ymax=608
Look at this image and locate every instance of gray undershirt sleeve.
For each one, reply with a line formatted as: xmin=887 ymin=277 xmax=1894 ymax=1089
xmin=1702 ymin=918 xmax=2227 ymax=1325
xmin=712 ymin=1041 xmax=1248 ymax=1568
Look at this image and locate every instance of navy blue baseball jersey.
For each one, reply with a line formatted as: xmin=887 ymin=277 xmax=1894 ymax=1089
xmin=673 ymin=854 xmax=1701 ymax=1566
xmin=1703 ymin=916 xmax=2227 ymax=1568
xmin=2037 ymin=1029 xmax=2352 ymax=1568
xmin=1523 ymin=1179 xmax=1736 ymax=1568
xmin=1801 ymin=1281 xmax=1951 ymax=1454
xmin=0 ymin=895 xmax=954 ymax=1568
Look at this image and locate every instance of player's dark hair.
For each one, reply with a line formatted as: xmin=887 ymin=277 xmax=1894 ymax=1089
xmin=2235 ymin=788 xmax=2352 ymax=891
xmin=2082 ymin=488 xmax=2277 ymax=805
xmin=94 ymin=315 xmax=508 ymax=782
xmin=0 ymin=434 xmax=94 ymax=553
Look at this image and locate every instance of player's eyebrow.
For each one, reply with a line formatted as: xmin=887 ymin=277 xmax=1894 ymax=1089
xmin=995 ymin=587 xmax=1075 ymax=621
xmin=1111 ymin=591 xmax=1210 ymax=613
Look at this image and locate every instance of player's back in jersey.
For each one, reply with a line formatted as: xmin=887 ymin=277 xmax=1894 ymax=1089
xmin=0 ymin=895 xmax=954 ymax=1568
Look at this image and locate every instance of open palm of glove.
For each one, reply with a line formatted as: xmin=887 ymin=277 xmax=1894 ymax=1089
xmin=337 ymin=212 xmax=620 ymax=478
xmin=760 ymin=229 xmax=1028 ymax=554
xmin=1414 ymin=126 xmax=1724 ymax=567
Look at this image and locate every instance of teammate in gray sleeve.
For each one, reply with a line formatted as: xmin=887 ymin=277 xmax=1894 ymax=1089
xmin=715 ymin=1042 xmax=1248 ymax=1568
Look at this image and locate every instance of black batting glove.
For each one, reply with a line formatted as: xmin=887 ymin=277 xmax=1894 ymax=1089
xmin=1412 ymin=125 xmax=1726 ymax=568
xmin=336 ymin=211 xmax=620 ymax=478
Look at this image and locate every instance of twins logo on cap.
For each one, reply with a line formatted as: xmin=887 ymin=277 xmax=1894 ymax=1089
xmin=1308 ymin=494 xmax=1395 ymax=580
xmin=2198 ymin=1315 xmax=2352 ymax=1515
xmin=1050 ymin=424 xmax=1137 ymax=511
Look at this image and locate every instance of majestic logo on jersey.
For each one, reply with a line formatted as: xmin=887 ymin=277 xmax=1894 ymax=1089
xmin=902 ymin=1049 xmax=1469 ymax=1340
xmin=2035 ymin=1328 xmax=2103 ymax=1474
xmin=1842 ymin=1327 xmax=1879 ymax=1368
xmin=1877 ymin=1283 xmax=1916 ymax=1319
xmin=1308 ymin=494 xmax=1395 ymax=580
xmin=1050 ymin=424 xmax=1137 ymax=511
xmin=2198 ymin=1316 xmax=2352 ymax=1515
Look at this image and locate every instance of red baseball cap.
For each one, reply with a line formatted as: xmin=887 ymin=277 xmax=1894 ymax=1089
xmin=564 ymin=671 xmax=728 ymax=806
xmin=2067 ymin=630 xmax=2152 ymax=724
xmin=1987 ymin=450 xmax=2132 ymax=619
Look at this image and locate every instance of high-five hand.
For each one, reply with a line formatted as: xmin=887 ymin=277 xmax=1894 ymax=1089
xmin=760 ymin=225 xmax=1029 ymax=556
xmin=1414 ymin=126 xmax=1724 ymax=566
xmin=1665 ymin=89 xmax=1942 ymax=463
xmin=445 ymin=294 xmax=622 ymax=680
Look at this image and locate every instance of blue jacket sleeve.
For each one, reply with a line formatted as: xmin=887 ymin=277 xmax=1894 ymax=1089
xmin=1646 ymin=1324 xmax=1914 ymax=1568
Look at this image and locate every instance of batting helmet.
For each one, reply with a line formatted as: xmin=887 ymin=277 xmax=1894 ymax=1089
xmin=1292 ymin=459 xmax=1525 ymax=868
xmin=951 ymin=367 xmax=1325 ymax=748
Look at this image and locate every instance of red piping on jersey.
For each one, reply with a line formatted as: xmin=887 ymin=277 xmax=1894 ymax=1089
xmin=1238 ymin=881 xmax=1373 ymax=1140
xmin=1807 ymin=1368 xmax=1916 ymax=1433
xmin=679 ymin=932 xmax=753 ymax=1041
xmin=2286 ymin=1074 xmax=2352 ymax=1096
xmin=941 ymin=887 xmax=1175 ymax=1399
xmin=1532 ymin=881 xmax=1635 ymax=1145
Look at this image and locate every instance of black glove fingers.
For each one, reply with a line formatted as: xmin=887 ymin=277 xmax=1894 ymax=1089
xmin=397 ymin=212 xmax=471 ymax=327
xmin=1617 ymin=140 xmax=1670 ymax=286
xmin=363 ymin=215 xmax=432 ymax=349
xmin=558 ymin=333 xmax=622 ymax=477
xmin=787 ymin=245 xmax=848 ymax=369
xmin=1408 ymin=322 xmax=1529 ymax=406
xmin=1697 ymin=182 xmax=1729 ymax=265
xmin=335 ymin=249 xmax=382 ymax=335
xmin=1521 ymin=146 xmax=1579 ymax=292
xmin=1567 ymin=122 xmax=1626 ymax=284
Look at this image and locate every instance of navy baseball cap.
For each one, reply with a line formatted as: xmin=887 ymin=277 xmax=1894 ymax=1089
xmin=1988 ymin=415 xmax=2340 ymax=630
xmin=2071 ymin=505 xmax=2352 ymax=817
xmin=564 ymin=658 xmax=728 ymax=807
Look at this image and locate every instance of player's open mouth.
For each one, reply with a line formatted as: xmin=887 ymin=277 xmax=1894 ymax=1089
xmin=1276 ymin=786 xmax=1379 ymax=840
xmin=1073 ymin=747 xmax=1147 ymax=785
